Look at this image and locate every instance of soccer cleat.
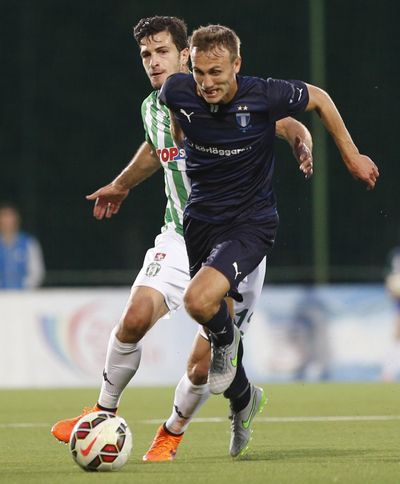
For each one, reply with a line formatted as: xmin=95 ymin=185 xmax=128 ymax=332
xmin=229 ymin=384 xmax=267 ymax=458
xmin=143 ymin=424 xmax=183 ymax=462
xmin=208 ymin=325 xmax=241 ymax=395
xmin=51 ymin=405 xmax=104 ymax=444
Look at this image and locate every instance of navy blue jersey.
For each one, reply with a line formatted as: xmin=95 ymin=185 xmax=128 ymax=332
xmin=159 ymin=73 xmax=309 ymax=224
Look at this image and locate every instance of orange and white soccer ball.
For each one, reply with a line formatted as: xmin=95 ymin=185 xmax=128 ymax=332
xmin=69 ymin=411 xmax=132 ymax=471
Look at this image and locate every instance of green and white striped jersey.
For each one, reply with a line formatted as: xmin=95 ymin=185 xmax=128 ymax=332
xmin=141 ymin=91 xmax=191 ymax=236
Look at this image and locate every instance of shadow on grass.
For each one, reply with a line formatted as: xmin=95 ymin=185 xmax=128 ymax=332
xmin=233 ymin=447 xmax=387 ymax=463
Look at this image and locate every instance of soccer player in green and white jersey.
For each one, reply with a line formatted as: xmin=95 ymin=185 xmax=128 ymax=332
xmin=51 ymin=16 xmax=314 ymax=459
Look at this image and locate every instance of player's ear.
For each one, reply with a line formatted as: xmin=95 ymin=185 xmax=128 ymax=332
xmin=233 ymin=56 xmax=242 ymax=74
xmin=179 ymin=48 xmax=189 ymax=69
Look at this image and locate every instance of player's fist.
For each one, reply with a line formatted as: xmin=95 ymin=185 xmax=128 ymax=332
xmin=345 ymin=154 xmax=379 ymax=190
xmin=294 ymin=136 xmax=313 ymax=179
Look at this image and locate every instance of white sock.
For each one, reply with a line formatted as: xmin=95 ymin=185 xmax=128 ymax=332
xmin=165 ymin=372 xmax=210 ymax=434
xmin=98 ymin=326 xmax=142 ymax=409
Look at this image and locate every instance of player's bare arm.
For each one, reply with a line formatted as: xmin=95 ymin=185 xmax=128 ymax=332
xmin=276 ymin=118 xmax=313 ymax=179
xmin=305 ymin=84 xmax=379 ymax=189
xmin=169 ymin=109 xmax=185 ymax=146
xmin=86 ymin=141 xmax=161 ymax=220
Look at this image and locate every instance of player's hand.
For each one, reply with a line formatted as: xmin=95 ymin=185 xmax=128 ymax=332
xmin=86 ymin=182 xmax=130 ymax=220
xmin=345 ymin=154 xmax=379 ymax=190
xmin=293 ymin=136 xmax=313 ymax=179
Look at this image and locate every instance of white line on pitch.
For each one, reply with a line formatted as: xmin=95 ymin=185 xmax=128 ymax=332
xmin=0 ymin=423 xmax=50 ymax=428
xmin=141 ymin=415 xmax=400 ymax=425
xmin=2 ymin=415 xmax=400 ymax=429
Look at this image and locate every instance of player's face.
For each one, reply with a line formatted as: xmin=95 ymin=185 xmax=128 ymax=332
xmin=191 ymin=46 xmax=241 ymax=104
xmin=139 ymin=31 xmax=189 ymax=90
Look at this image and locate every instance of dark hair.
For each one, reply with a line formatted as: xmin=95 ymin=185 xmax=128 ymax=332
xmin=133 ymin=16 xmax=188 ymax=52
xmin=190 ymin=24 xmax=241 ymax=61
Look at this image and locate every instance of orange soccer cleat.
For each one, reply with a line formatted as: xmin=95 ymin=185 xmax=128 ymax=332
xmin=51 ymin=405 xmax=103 ymax=444
xmin=143 ymin=424 xmax=184 ymax=462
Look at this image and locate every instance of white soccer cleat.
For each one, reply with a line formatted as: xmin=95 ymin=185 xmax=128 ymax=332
xmin=208 ymin=325 xmax=241 ymax=395
xmin=229 ymin=384 xmax=267 ymax=458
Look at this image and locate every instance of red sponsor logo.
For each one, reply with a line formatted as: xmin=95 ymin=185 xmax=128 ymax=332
xmin=156 ymin=147 xmax=185 ymax=162
xmin=155 ymin=253 xmax=166 ymax=261
xmin=80 ymin=436 xmax=98 ymax=456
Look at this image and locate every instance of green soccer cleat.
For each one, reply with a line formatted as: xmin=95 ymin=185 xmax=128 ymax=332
xmin=208 ymin=325 xmax=241 ymax=395
xmin=229 ymin=384 xmax=267 ymax=458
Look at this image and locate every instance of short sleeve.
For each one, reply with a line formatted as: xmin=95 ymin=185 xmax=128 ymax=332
xmin=140 ymin=97 xmax=152 ymax=143
xmin=264 ymin=78 xmax=309 ymax=122
xmin=158 ymin=74 xmax=177 ymax=107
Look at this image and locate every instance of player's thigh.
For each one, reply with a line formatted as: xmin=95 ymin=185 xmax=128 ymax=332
xmin=235 ymin=257 xmax=266 ymax=334
xmin=133 ymin=228 xmax=190 ymax=312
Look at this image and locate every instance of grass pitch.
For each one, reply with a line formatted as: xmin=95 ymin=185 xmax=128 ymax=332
xmin=0 ymin=383 xmax=399 ymax=484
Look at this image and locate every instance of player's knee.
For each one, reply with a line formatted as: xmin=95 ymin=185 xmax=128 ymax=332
xmin=184 ymin=289 xmax=215 ymax=323
xmin=117 ymin=308 xmax=152 ymax=343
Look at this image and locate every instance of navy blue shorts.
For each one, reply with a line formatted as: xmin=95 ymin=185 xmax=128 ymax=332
xmin=183 ymin=215 xmax=279 ymax=301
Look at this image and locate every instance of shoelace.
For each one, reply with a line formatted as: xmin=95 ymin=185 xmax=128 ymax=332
xmin=211 ymin=344 xmax=229 ymax=373
xmin=148 ymin=434 xmax=178 ymax=455
xmin=81 ymin=406 xmax=96 ymax=416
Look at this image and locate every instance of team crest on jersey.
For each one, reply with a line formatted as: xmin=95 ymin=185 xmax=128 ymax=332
xmin=146 ymin=262 xmax=161 ymax=277
xmin=236 ymin=112 xmax=251 ymax=132
xmin=154 ymin=252 xmax=166 ymax=261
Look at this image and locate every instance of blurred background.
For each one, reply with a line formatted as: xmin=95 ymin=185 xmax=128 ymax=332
xmin=2 ymin=0 xmax=399 ymax=285
xmin=1 ymin=0 xmax=400 ymax=386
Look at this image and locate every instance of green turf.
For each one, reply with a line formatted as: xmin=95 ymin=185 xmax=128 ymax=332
xmin=0 ymin=383 xmax=399 ymax=483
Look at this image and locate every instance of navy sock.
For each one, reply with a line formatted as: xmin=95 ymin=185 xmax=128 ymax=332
xmin=223 ymin=338 xmax=250 ymax=408
xmin=229 ymin=384 xmax=251 ymax=413
xmin=203 ymin=299 xmax=234 ymax=347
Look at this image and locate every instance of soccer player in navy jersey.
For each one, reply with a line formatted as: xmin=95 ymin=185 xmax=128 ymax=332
xmin=160 ymin=24 xmax=379 ymax=429
xmin=51 ymin=17 xmax=313 ymax=460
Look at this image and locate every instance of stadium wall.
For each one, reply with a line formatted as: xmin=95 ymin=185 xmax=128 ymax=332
xmin=0 ymin=285 xmax=396 ymax=388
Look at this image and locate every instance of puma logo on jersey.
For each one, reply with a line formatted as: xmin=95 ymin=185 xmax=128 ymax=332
xmin=180 ymin=109 xmax=194 ymax=123
xmin=296 ymin=87 xmax=303 ymax=101
xmin=233 ymin=262 xmax=242 ymax=280
xmin=289 ymin=87 xmax=304 ymax=104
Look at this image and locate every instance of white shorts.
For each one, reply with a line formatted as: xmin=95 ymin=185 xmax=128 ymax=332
xmin=132 ymin=226 xmax=190 ymax=311
xmin=133 ymin=226 xmax=266 ymax=333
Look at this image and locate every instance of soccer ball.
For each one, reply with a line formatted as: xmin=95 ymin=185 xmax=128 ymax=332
xmin=69 ymin=411 xmax=132 ymax=472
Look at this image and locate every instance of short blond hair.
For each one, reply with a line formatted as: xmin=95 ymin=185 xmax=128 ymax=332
xmin=189 ymin=24 xmax=241 ymax=61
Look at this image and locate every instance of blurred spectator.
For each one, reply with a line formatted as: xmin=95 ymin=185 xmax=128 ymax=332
xmin=289 ymin=289 xmax=331 ymax=381
xmin=382 ymin=246 xmax=400 ymax=381
xmin=0 ymin=202 xmax=45 ymax=289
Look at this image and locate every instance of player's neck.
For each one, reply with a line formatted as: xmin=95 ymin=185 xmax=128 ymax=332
xmin=222 ymin=82 xmax=238 ymax=104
